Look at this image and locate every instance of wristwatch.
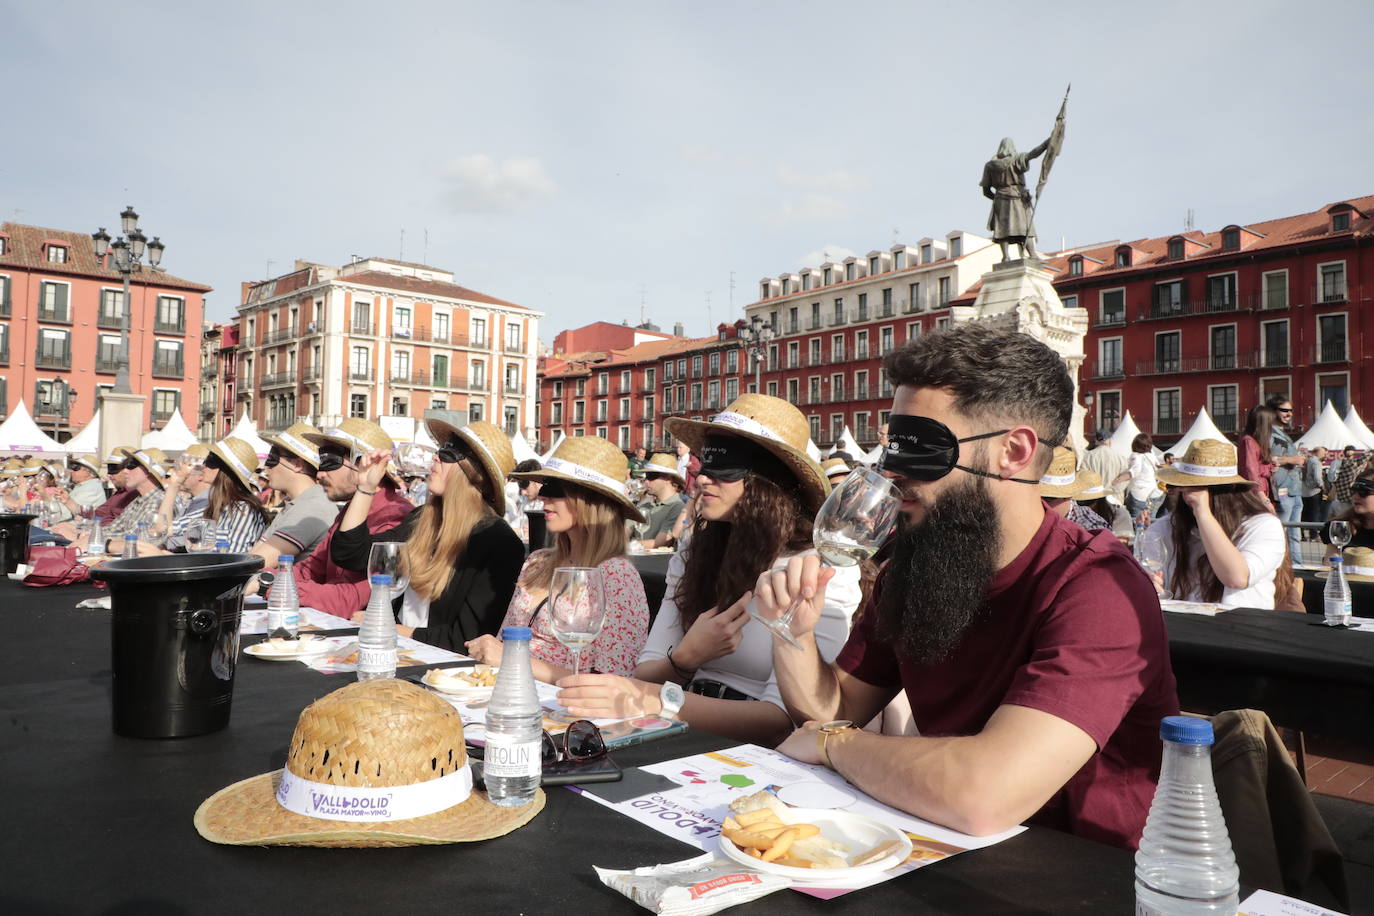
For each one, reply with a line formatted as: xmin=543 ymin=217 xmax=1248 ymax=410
xmin=816 ymin=719 xmax=856 ymax=769
xmin=659 ymin=682 xmax=685 ymax=719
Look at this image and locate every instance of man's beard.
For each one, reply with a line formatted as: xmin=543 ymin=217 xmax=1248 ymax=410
xmin=876 ymin=473 xmax=1003 ymax=665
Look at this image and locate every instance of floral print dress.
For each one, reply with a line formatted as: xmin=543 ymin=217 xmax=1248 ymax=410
xmin=499 ymin=551 xmax=649 ymax=676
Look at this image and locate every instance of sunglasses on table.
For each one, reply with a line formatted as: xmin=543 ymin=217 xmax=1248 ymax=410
xmin=541 ymin=720 xmax=607 ymax=766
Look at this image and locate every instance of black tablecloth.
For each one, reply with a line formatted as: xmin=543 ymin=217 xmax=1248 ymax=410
xmin=1164 ymin=607 xmax=1374 ymax=744
xmin=1296 ymin=567 xmax=1374 ymax=616
xmin=1 ymin=580 xmax=1136 ymax=914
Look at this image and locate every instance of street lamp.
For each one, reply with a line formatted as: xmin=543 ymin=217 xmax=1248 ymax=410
xmin=736 ymin=315 xmax=775 ymax=395
xmin=42 ymin=378 xmax=76 ymax=440
xmin=92 ymin=206 xmax=166 ymax=394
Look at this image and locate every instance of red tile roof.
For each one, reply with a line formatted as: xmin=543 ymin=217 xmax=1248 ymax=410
xmin=0 ymin=221 xmax=213 ymax=292
xmin=541 ymin=336 xmax=712 ymax=378
xmin=333 ymin=269 xmax=528 ymax=310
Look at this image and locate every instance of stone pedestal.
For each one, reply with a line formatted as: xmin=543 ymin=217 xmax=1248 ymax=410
xmin=950 ymin=259 xmax=1091 ymax=451
xmin=97 ymin=390 xmax=147 ymax=461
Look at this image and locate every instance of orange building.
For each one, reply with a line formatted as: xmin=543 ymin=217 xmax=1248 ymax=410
xmin=0 ymin=221 xmax=211 ymax=438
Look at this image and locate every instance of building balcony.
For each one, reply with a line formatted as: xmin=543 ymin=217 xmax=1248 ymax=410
xmin=36 ymin=351 xmax=72 ymax=370
xmin=831 ymin=352 xmax=846 ymax=364
xmin=639 ymin=382 xmax=655 ymax=394
xmin=469 ymin=336 xmax=489 ymax=349
xmin=152 ymin=360 xmax=185 ymax=379
xmin=1310 ymin=343 xmax=1350 ymax=364
xmin=1094 ymin=313 xmax=1127 ymax=329
xmin=263 ymin=327 xmax=296 ymax=346
xmin=1259 ymin=349 xmax=1289 ymax=369
xmin=829 ymin=315 xmax=846 ymax=327
xmin=200 ymin=405 xmax=216 ymax=421
xmin=259 ymin=371 xmax=295 ymax=389
xmin=903 ymin=301 xmax=920 ymax=314
xmin=98 ymin=312 xmax=123 ymax=329
xmin=1154 ymin=417 xmax=1182 ymax=436
xmin=808 ymin=319 xmax=822 ymax=331
xmin=151 ymin=408 xmax=177 ymax=426
xmin=856 ymin=307 xmax=869 ymax=322
xmin=880 ymin=303 xmax=894 ymax=318
xmin=1087 ymin=361 xmax=1126 ymax=381
xmin=1311 ymin=285 xmax=1348 ymax=306
xmin=405 ymin=325 xmax=449 ymax=344
xmin=1133 ymin=350 xmax=1261 ymax=376
xmin=155 ymin=318 xmax=186 ymax=335
xmin=96 ymin=356 xmax=122 ymax=374
xmin=348 ymin=370 xmax=374 ymax=382
xmin=201 ymin=364 xmax=218 ymax=379
xmin=1213 ymin=413 xmax=1239 ymax=434
xmin=504 ymin=342 xmax=525 ymax=355
xmin=351 ymin=322 xmax=375 ymax=337
xmin=830 ymin=389 xmax=846 ymax=403
xmin=302 ymin=366 xmax=321 ymax=382
xmin=504 ymin=384 xmax=524 ymax=396
xmin=1137 ymin=298 xmax=1253 ymax=321
xmin=854 ymin=347 xmax=870 ymax=360
xmin=38 ymin=308 xmax=72 ymax=325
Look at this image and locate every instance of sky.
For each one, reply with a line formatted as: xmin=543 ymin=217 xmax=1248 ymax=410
xmin=5 ymin=0 xmax=1373 ymax=343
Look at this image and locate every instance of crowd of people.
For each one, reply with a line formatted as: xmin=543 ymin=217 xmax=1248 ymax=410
xmin=3 ymin=322 xmax=1365 ymax=856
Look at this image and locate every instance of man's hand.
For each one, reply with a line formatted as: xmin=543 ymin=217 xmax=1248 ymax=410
xmin=356 ymin=449 xmax=392 ymax=491
xmin=753 ymin=555 xmax=836 ymax=640
xmin=674 ymin=592 xmax=751 ymax=669
xmin=775 ymin=722 xmax=826 ymax=766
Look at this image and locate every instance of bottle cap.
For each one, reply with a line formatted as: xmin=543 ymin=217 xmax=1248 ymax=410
xmin=1331 ymin=556 xmax=1343 ymax=564
xmin=502 ymin=626 xmax=533 ymax=641
xmin=370 ymin=574 xmax=393 ymax=585
xmin=125 ymin=533 xmax=137 ymax=539
xmin=280 ymin=554 xmax=294 ymax=563
xmin=1160 ymin=715 xmax=1213 ymax=745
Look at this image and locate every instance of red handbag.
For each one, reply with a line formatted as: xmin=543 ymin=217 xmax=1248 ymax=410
xmin=22 ymin=546 xmax=92 ymax=587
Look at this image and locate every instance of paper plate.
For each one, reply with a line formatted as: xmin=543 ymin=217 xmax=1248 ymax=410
xmin=244 ymin=636 xmax=333 ymax=660
xmin=718 ymin=807 xmax=912 ymax=886
xmin=422 ymin=666 xmax=499 ymax=697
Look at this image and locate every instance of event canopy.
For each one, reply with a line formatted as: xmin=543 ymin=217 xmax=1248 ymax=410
xmin=227 ymin=407 xmax=271 ymax=458
xmin=805 ymin=439 xmax=821 ymax=461
xmin=0 ymin=401 xmax=68 ymax=456
xmin=510 ymin=430 xmax=539 ymax=464
xmin=541 ymin=430 xmax=566 ymax=462
xmin=1343 ymin=407 xmax=1374 ymax=451
xmin=831 ymin=426 xmax=865 ymax=461
xmin=1107 ymin=411 xmax=1144 ymax=454
xmin=63 ymin=408 xmax=102 ymax=455
xmin=866 ymin=442 xmax=885 ymax=465
xmin=1168 ymin=408 xmax=1227 ymax=457
xmin=141 ymin=409 xmax=198 ymax=452
xmin=1295 ymin=401 xmax=1360 ymax=451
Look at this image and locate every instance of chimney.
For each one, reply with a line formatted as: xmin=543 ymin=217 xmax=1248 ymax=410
xmin=673 ymin=322 xmax=684 ymax=336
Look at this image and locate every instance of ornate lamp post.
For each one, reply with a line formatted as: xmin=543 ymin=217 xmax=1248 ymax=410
xmin=91 ymin=207 xmax=165 ymax=394
xmin=736 ymin=315 xmax=775 ymax=395
xmin=42 ymin=378 xmax=76 ymax=440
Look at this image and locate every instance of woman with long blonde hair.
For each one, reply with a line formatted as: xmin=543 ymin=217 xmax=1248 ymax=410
xmin=332 ymin=419 xmax=524 ymax=650
xmin=465 ymin=436 xmax=650 ymax=683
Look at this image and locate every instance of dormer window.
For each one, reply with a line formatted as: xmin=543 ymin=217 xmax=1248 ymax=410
xmin=822 ymin=267 xmax=832 ymax=285
xmin=1332 ymin=212 xmax=1351 ymax=232
xmin=868 ymin=256 xmax=880 ymax=275
xmin=1068 ymin=257 xmax=1083 ymax=276
xmin=1221 ymin=229 xmax=1240 ymax=250
xmin=780 ymin=278 xmax=789 ymax=295
xmin=921 ymin=244 xmax=932 ymax=263
xmin=1114 ymin=249 xmax=1131 ymax=268
xmin=46 ymin=245 xmax=68 ymax=264
xmin=802 ymin=274 xmax=812 ymax=291
xmin=949 ymin=237 xmax=962 ymax=258
xmin=844 ymin=263 xmax=855 ymax=282
xmin=0 ymin=235 xmax=7 ymax=256
xmin=893 ymin=251 xmax=905 ymax=269
xmin=1167 ymin=239 xmax=1185 ymax=260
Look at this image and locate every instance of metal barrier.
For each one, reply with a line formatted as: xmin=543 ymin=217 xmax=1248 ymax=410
xmin=1282 ymin=522 xmax=1329 ymax=568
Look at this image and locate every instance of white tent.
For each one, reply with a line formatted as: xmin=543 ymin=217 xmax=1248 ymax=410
xmin=831 ymin=426 xmax=865 ymax=461
xmin=805 ymin=439 xmax=821 ymax=462
xmin=413 ymin=422 xmax=439 ymax=450
xmin=1168 ymin=408 xmax=1228 ymax=457
xmin=1297 ymin=401 xmax=1360 ymax=451
xmin=0 ymin=400 xmax=68 ymax=456
xmin=226 ymin=407 xmax=272 ymax=458
xmin=1107 ymin=411 xmax=1144 ymax=454
xmin=1342 ymin=407 xmax=1374 ymax=451
xmin=64 ymin=408 xmax=102 ymax=455
xmin=510 ymin=430 xmax=539 ymax=464
xmin=866 ymin=442 xmax=885 ymax=465
xmin=141 ymin=408 xmax=199 ymax=452
xmin=541 ymin=430 xmax=566 ymax=462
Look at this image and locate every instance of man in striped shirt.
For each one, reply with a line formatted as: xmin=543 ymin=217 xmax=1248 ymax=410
xmin=80 ymin=450 xmax=170 ymax=553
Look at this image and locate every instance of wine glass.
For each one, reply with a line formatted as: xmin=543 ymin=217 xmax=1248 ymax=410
xmin=184 ymin=519 xmax=212 ymax=552
xmin=548 ymin=566 xmax=607 ymax=677
xmin=368 ymin=542 xmax=409 ymax=599
xmin=755 ymin=467 xmax=901 ymax=650
xmin=1134 ymin=528 xmax=1168 ymax=587
xmin=1329 ymin=520 xmax=1353 ymax=550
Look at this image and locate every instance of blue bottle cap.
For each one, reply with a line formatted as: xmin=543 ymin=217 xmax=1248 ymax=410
xmin=1160 ymin=715 xmax=1213 ymax=745
xmin=125 ymin=533 xmax=137 ymax=539
xmin=370 ymin=574 xmax=393 ymax=586
xmin=1331 ymin=556 xmax=1343 ymax=565
xmin=280 ymin=554 xmax=294 ymax=563
xmin=502 ymin=626 xmax=532 ymax=641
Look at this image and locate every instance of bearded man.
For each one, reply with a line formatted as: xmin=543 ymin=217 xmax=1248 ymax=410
xmin=758 ymin=324 xmax=1177 ymax=851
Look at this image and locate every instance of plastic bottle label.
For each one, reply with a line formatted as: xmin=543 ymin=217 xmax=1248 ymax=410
xmin=1324 ymin=597 xmax=1352 ymax=615
xmin=357 ymin=645 xmax=395 ymax=672
xmin=483 ymin=733 xmax=541 ymax=778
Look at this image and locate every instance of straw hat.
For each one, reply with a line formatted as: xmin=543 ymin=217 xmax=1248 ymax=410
xmin=1 ymin=457 xmax=22 ymax=477
xmin=18 ymin=457 xmax=45 ymax=477
xmin=182 ymin=443 xmax=211 ymax=463
xmin=1318 ymin=546 xmax=1374 ymax=582
xmin=1155 ymin=439 xmax=1252 ymax=488
xmin=665 ymin=393 xmax=830 ymax=514
xmin=194 ymin=679 xmax=543 ymax=847
xmin=821 ymin=457 xmax=851 ymax=481
xmin=1072 ymin=469 xmax=1109 ymax=501
xmin=423 ymin=413 xmax=516 ymax=515
xmin=105 ymin=445 xmax=137 ymax=466
xmin=127 ymin=448 xmax=170 ymax=485
xmin=207 ymin=438 xmax=261 ymax=491
xmin=304 ymin=418 xmax=403 ymax=486
xmin=643 ymin=453 xmax=685 ymax=484
xmin=261 ymin=422 xmax=322 ymax=469
xmin=510 ymin=436 xmax=646 ymax=523
xmin=1038 ymin=446 xmax=1095 ymax=499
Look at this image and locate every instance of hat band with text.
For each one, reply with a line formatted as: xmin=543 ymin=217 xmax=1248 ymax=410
xmin=215 ymin=443 xmax=257 ymax=486
xmin=710 ymin=411 xmax=784 ymax=444
xmin=134 ymin=451 xmax=166 ymax=479
xmin=276 ymin=431 xmax=319 ymax=465
xmin=1040 ymin=471 xmax=1077 ymax=486
xmin=1175 ymin=461 xmax=1238 ymax=478
xmin=275 ymin=765 xmax=472 ymax=822
xmin=542 ymin=456 xmax=627 ymax=495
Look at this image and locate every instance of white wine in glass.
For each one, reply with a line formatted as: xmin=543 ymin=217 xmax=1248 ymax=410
xmin=549 ymin=566 xmax=607 ymax=677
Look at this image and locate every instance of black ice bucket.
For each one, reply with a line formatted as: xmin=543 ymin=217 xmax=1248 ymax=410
xmin=0 ymin=513 xmax=37 ymax=575
xmin=91 ymin=553 xmax=264 ymax=738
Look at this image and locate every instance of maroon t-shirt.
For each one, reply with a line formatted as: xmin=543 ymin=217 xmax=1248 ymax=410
xmin=838 ymin=506 xmax=1178 ymax=850
xmin=93 ymin=487 xmax=137 ymax=522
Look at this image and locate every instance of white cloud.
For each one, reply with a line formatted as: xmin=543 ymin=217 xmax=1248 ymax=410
xmin=767 ymin=193 xmax=852 ymax=227
xmin=439 ymin=154 xmax=557 ymax=213
xmin=796 ymin=244 xmax=859 ymax=268
xmin=776 ymin=164 xmax=869 ymax=194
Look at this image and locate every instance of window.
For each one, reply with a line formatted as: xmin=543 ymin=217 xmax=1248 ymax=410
xmin=1167 ymin=239 xmax=1184 ymax=259
xmin=1319 ymin=263 xmax=1347 ymax=302
xmin=831 ymin=373 xmax=845 ymax=401
xmin=767 ymin=344 xmax=778 ymax=371
xmin=350 ymin=346 xmax=370 ymax=379
xmin=391 ymin=396 xmax=408 ymax=416
xmin=349 ymin=394 xmax=368 ymax=419
xmin=37 ymin=328 xmax=71 ymax=368
xmin=1155 ymin=389 xmax=1182 ymax=435
xmin=845 ymin=263 xmax=855 ymax=282
xmin=433 ymin=354 xmax=450 ymax=387
xmin=471 ymin=318 xmax=487 ymax=347
xmin=949 ymin=237 xmax=962 ymax=258
xmin=854 ymin=370 xmax=869 ymax=400
xmin=788 ymin=306 xmax=799 ymax=332
xmin=663 ymin=361 xmax=675 ymax=382
xmin=906 ymin=322 xmax=921 ymax=342
xmin=1262 ymin=271 xmax=1288 ymax=310
xmin=573 ymin=400 xmax=585 ymax=423
xmin=99 ymin=289 xmax=124 ymax=326
xmin=809 ymin=376 xmax=821 ymax=404
xmin=617 ymin=369 xmax=631 ymax=392
xmin=1097 ymin=391 xmax=1121 ymax=432
xmin=725 ymin=377 xmax=738 ymax=401
xmin=1332 ymin=212 xmax=1351 ymax=232
xmin=506 ymin=364 xmax=522 ymax=393
xmin=880 ymin=326 xmax=894 ymax=354
xmin=1318 ymin=314 xmax=1348 ymax=362
xmin=802 ymin=273 xmax=812 ymax=291
xmin=575 ymin=377 xmax=586 ymax=396
xmin=1068 ymin=257 xmax=1083 ymax=276
xmin=690 ymin=383 xmax=702 ymax=410
xmin=0 ymin=324 xmax=7 ymax=364
xmin=831 ymin=334 xmax=845 ymax=362
xmin=767 ymin=381 xmax=778 ymax=397
xmin=394 ymin=307 xmax=411 ymax=334
xmin=1209 ymin=385 xmax=1239 ymax=433
xmin=1153 ymin=280 xmax=1184 ymax=317
xmin=868 ymin=256 xmax=879 ymax=275
xmin=855 ymin=330 xmax=869 ymax=360
xmin=691 ymin=356 xmax=703 ymax=378
xmin=708 ymin=352 xmax=720 ymax=375
xmin=937 ymin=277 xmax=950 ymax=306
xmin=892 ymin=251 xmax=905 ymax=270
xmin=1098 ymin=338 xmax=1123 ymax=378
xmin=1261 ymin=320 xmax=1289 ymax=368
xmin=809 ymin=415 xmax=821 ymax=441
xmin=616 ymin=426 xmax=630 ymax=449
xmin=551 ymin=402 xmax=564 ymax=424
xmin=1114 ymin=248 xmax=1131 ymax=268
xmin=433 ymin=313 xmax=450 ymax=343
xmin=1100 ymin=289 xmax=1125 ymax=325
xmin=880 ymin=288 xmax=892 ymax=314
xmin=832 ymin=300 xmax=844 ymax=325
xmin=597 ymin=372 xmax=609 ymax=394
xmin=677 ymin=358 xmax=687 ymax=377
xmin=0 ymin=236 xmax=6 ymax=255
xmin=1062 ymin=295 xmax=1078 ymax=310
xmin=808 ymin=339 xmax=821 ymax=366
xmin=809 ymin=301 xmax=821 ymax=330
xmin=908 ymin=282 xmax=921 ymax=312
xmin=391 ymin=349 xmax=411 ymax=379
xmin=506 ymin=322 xmax=522 ymax=351
xmin=644 ymin=367 xmax=655 ymax=388
xmin=596 ymin=400 xmax=608 ymax=422
xmin=154 ymin=340 xmax=184 ymax=377
xmin=618 ymin=397 xmax=630 ymax=420
xmin=1210 ymin=325 xmax=1236 ymax=370
xmin=786 ymin=379 xmax=799 ymax=405
xmin=469 ymin=402 xmax=484 ymax=422
xmin=920 ymin=243 xmax=932 ymax=263
xmin=1155 ymin=332 xmax=1181 ymax=372
xmin=831 ymin=413 xmax=844 ymax=442
xmin=725 ymin=350 xmax=737 ymax=373
xmin=935 ymin=316 xmax=950 ymax=330
xmin=857 ymin=293 xmax=868 ymax=320
xmin=46 ymin=245 xmax=67 ymax=263
xmin=352 ymin=301 xmax=371 ymax=333
xmin=855 ymin=412 xmax=870 ymax=440
xmin=1206 ymin=274 xmax=1236 ymax=310
xmin=432 ymin=399 xmax=447 ymax=412
xmin=38 ymin=281 xmax=70 ymax=322
xmin=1318 ymin=374 xmax=1349 ymax=415
xmin=152 ymin=389 xmax=180 ymax=421
xmin=787 ymin=341 xmax=799 ymax=368
xmin=1221 ymin=229 xmax=1240 ymax=250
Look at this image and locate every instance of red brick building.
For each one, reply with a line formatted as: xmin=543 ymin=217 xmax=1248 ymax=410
xmin=0 ymin=221 xmax=211 ymax=438
xmin=1045 ymin=196 xmax=1374 ymax=442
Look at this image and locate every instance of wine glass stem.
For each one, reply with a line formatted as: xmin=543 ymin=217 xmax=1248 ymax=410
xmin=776 ymin=558 xmax=834 ymax=633
xmin=570 ymin=648 xmax=580 ymax=677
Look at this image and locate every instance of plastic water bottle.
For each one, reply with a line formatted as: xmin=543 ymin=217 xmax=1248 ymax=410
xmin=121 ymin=533 xmax=138 ymax=558
xmin=267 ymin=555 xmax=301 ymax=638
xmin=483 ymin=626 xmax=542 ymax=806
xmin=86 ymin=518 xmax=105 ymax=557
xmin=357 ymin=574 xmax=397 ymax=680
xmin=214 ymin=538 xmax=231 ymax=553
xmin=1135 ymin=716 xmax=1239 ymax=914
xmin=1324 ymin=556 xmax=1352 ymax=626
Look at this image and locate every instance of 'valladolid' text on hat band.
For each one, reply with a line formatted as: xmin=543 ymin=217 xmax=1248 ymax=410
xmin=542 ymin=456 xmax=627 ymax=495
xmin=323 ymin=427 xmax=368 ymax=456
xmin=215 ymin=443 xmax=256 ymax=487
xmin=1345 ymin=563 xmax=1374 ymax=577
xmin=134 ymin=451 xmax=166 ymax=479
xmin=1039 ymin=471 xmax=1076 ymax=486
xmin=458 ymin=427 xmax=499 ymax=469
xmin=1175 ymin=461 xmax=1238 ymax=478
xmin=709 ymin=411 xmax=784 ymax=444
xmin=275 ymin=765 xmax=473 ymax=822
xmin=276 ymin=431 xmax=319 ymax=465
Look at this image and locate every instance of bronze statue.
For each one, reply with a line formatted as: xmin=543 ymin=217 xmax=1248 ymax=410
xmin=980 ymin=88 xmax=1069 ymax=263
